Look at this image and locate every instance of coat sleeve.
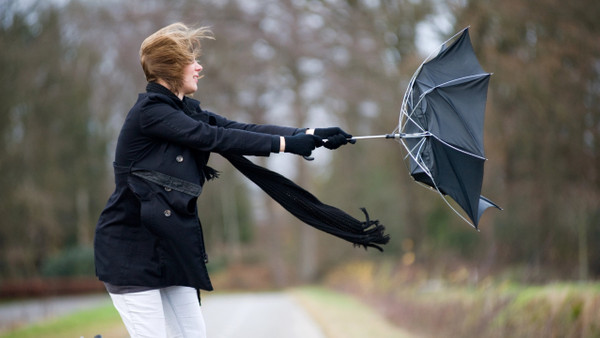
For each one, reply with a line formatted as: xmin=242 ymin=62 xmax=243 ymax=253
xmin=185 ymin=98 xmax=303 ymax=136
xmin=139 ymin=97 xmax=276 ymax=156
xmin=211 ymin=113 xmax=303 ymax=136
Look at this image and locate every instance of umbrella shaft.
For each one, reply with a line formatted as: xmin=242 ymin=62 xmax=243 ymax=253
xmin=350 ymin=132 xmax=429 ymax=141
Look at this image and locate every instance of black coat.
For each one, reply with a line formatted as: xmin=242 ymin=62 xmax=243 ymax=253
xmin=94 ymin=83 xmax=299 ymax=290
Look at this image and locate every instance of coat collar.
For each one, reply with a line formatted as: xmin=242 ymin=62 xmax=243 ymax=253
xmin=146 ymin=82 xmax=200 ymax=116
xmin=146 ymin=82 xmax=181 ymax=102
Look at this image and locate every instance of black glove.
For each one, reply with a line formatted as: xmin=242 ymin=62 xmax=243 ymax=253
xmin=314 ymin=127 xmax=355 ymax=150
xmin=284 ymin=134 xmax=324 ymax=156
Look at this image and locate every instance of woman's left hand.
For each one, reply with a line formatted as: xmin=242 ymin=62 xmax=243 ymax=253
xmin=313 ymin=127 xmax=355 ymax=149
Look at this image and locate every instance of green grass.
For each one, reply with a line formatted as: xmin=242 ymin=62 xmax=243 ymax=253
xmin=0 ymin=301 xmax=127 ymax=338
xmin=291 ymin=286 xmax=415 ymax=338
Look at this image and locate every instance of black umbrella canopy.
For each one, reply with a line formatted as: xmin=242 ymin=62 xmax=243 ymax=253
xmin=401 ymin=28 xmax=501 ymax=228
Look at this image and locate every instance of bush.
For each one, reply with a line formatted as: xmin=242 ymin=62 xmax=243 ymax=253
xmin=41 ymin=246 xmax=95 ymax=277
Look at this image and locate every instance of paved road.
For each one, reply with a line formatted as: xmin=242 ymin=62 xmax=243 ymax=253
xmin=0 ymin=292 xmax=325 ymax=337
xmin=203 ymin=292 xmax=325 ymax=338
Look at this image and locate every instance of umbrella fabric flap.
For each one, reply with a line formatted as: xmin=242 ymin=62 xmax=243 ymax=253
xmin=421 ymin=29 xmax=486 ymax=83
xmin=424 ymin=74 xmax=490 ymax=157
xmin=430 ymin=137 xmax=485 ymax=228
xmin=477 ymin=195 xmax=502 ymax=225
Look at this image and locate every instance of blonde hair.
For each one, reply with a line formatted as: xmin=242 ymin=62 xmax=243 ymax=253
xmin=140 ymin=23 xmax=213 ymax=93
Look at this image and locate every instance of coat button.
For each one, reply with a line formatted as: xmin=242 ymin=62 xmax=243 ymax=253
xmin=176 ymin=155 xmax=184 ymax=163
xmin=164 ymin=186 xmax=172 ymax=192
xmin=163 ymin=209 xmax=172 ymax=217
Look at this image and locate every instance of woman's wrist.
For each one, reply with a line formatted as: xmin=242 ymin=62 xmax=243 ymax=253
xmin=280 ymin=136 xmax=285 ymax=152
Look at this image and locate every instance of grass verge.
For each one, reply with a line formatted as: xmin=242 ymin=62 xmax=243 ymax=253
xmin=324 ymin=260 xmax=600 ymax=337
xmin=0 ymin=302 xmax=127 ymax=338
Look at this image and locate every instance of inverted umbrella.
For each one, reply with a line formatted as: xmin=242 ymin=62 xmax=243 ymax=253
xmin=351 ymin=27 xmax=501 ymax=229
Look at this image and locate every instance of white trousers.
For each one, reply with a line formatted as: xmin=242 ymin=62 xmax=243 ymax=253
xmin=108 ymin=286 xmax=206 ymax=338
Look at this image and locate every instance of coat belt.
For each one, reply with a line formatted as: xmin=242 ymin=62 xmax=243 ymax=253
xmin=114 ymin=163 xmax=202 ymax=197
xmin=132 ymin=169 xmax=202 ymax=197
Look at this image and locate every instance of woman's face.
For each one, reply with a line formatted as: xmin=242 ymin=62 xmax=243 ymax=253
xmin=180 ymin=60 xmax=203 ymax=96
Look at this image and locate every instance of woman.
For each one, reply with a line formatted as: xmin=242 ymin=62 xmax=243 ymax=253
xmin=94 ymin=22 xmax=353 ymax=337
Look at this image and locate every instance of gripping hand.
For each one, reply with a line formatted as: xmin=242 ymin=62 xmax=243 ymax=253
xmin=314 ymin=127 xmax=355 ymax=149
xmin=284 ymin=134 xmax=323 ymax=156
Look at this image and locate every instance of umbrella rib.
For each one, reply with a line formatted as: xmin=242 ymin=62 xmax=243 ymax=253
xmin=401 ymin=107 xmax=427 ymax=134
xmin=400 ymin=90 xmax=429 ymax=134
xmin=400 ymin=95 xmax=419 ymax=132
xmin=400 ymin=58 xmax=427 ymax=132
xmin=402 ymin=137 xmax=428 ymax=164
xmin=420 ymin=73 xmax=490 ymax=96
xmin=400 ymin=138 xmax=433 ymax=180
xmin=435 ymin=189 xmax=478 ymax=229
xmin=430 ymin=132 xmax=487 ymax=161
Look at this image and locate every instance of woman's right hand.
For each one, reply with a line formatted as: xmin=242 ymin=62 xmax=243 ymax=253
xmin=283 ymin=134 xmax=323 ymax=156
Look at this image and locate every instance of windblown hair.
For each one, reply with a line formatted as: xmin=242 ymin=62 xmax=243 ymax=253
xmin=140 ymin=23 xmax=213 ymax=94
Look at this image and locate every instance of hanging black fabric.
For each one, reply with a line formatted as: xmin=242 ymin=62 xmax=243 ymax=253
xmin=222 ymin=153 xmax=390 ymax=251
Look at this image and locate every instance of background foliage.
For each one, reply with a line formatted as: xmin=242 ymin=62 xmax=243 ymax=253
xmin=0 ymin=0 xmax=598 ymax=284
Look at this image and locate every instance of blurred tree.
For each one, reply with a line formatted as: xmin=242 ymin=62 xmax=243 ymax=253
xmin=0 ymin=5 xmax=108 ymax=278
xmin=455 ymin=0 xmax=600 ymax=279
